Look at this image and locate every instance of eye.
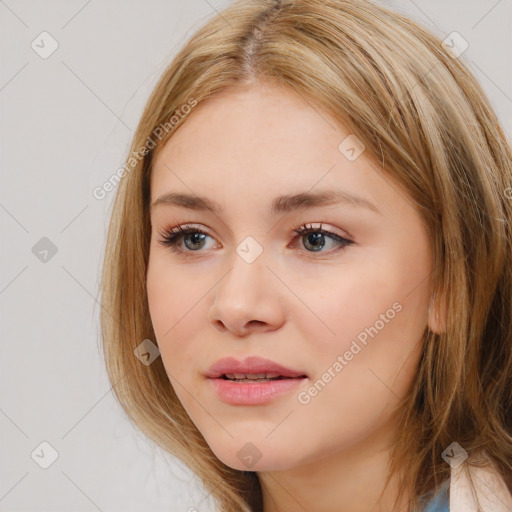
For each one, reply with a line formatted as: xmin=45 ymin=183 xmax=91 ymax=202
xmin=292 ymin=222 xmax=353 ymax=254
xmin=157 ymin=224 xmax=216 ymax=253
xmin=156 ymin=222 xmax=354 ymax=255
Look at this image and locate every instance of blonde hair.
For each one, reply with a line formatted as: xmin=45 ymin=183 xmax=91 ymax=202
xmin=99 ymin=0 xmax=512 ymax=510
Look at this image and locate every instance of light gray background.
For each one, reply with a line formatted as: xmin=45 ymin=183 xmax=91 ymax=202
xmin=1 ymin=1 xmax=511 ymax=511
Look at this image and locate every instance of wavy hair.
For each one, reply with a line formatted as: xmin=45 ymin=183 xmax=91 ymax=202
xmin=99 ymin=0 xmax=512 ymax=510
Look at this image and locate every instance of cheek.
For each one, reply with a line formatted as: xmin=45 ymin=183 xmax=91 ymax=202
xmin=295 ymin=250 xmax=429 ymax=401
xmin=146 ymin=258 xmax=206 ymax=378
xmin=284 ymin=280 xmax=425 ymax=459
xmin=294 ymin=267 xmax=407 ymax=355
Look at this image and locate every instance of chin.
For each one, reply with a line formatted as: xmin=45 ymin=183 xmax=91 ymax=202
xmin=208 ymin=440 xmax=298 ymax=472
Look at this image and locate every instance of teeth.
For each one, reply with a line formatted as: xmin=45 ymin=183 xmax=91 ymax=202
xmin=234 ymin=372 xmax=252 ymax=379
xmin=224 ymin=372 xmax=284 ymax=380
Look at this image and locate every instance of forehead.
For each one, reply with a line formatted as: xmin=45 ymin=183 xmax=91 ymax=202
xmin=149 ymin=83 xmax=396 ymax=219
xmin=154 ymin=83 xmax=345 ymax=170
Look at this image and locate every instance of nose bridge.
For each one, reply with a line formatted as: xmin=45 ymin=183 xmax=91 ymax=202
xmin=218 ymin=234 xmax=269 ymax=300
xmin=208 ymin=234 xmax=284 ymax=333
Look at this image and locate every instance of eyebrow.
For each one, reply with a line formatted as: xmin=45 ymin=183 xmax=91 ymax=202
xmin=150 ymin=190 xmax=380 ymax=215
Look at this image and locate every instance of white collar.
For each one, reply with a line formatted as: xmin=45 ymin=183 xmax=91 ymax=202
xmin=450 ymin=458 xmax=512 ymax=512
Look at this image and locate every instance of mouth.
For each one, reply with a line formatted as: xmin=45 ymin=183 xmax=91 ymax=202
xmin=207 ymin=374 xmax=308 ymax=405
xmin=205 ymin=355 xmax=308 ymax=380
xmin=205 ymin=356 xmax=309 ymax=405
xmin=218 ymin=373 xmax=307 ymax=382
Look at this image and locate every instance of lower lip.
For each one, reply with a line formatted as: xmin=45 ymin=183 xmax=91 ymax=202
xmin=208 ymin=377 xmax=307 ymax=405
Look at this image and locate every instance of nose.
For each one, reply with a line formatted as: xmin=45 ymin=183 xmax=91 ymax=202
xmin=207 ymin=249 xmax=286 ymax=337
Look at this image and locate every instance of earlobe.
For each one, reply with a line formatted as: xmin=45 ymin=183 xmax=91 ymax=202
xmin=427 ymin=291 xmax=447 ymax=334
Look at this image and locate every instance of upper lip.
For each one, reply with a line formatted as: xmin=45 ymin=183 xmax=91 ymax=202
xmin=205 ymin=356 xmax=308 ymax=379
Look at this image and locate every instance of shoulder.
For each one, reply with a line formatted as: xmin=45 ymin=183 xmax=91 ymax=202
xmin=450 ymin=453 xmax=512 ymax=512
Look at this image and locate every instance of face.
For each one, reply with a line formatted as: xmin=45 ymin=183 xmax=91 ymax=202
xmin=146 ymin=82 xmax=436 ymax=472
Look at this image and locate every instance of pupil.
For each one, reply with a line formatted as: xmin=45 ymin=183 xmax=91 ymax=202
xmin=304 ymin=233 xmax=325 ymax=251
xmin=184 ymin=233 xmax=206 ymax=250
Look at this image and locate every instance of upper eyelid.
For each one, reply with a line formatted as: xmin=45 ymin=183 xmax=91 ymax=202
xmin=162 ymin=222 xmax=351 ymax=239
xmin=160 ymin=222 xmax=354 ymax=246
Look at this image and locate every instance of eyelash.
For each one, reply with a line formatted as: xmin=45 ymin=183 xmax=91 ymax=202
xmin=156 ymin=222 xmax=354 ymax=256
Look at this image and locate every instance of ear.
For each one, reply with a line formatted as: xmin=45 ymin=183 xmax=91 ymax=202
xmin=427 ymin=290 xmax=447 ymax=334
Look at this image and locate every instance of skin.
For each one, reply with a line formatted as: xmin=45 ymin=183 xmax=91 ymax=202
xmin=146 ymin=81 xmax=445 ymax=512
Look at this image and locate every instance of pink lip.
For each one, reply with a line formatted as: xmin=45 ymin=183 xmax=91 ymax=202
xmin=205 ymin=356 xmax=308 ymax=405
xmin=205 ymin=356 xmax=307 ymax=379
xmin=208 ymin=378 xmax=306 ymax=405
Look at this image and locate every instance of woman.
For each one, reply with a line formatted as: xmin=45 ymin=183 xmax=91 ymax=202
xmin=100 ymin=0 xmax=512 ymax=510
